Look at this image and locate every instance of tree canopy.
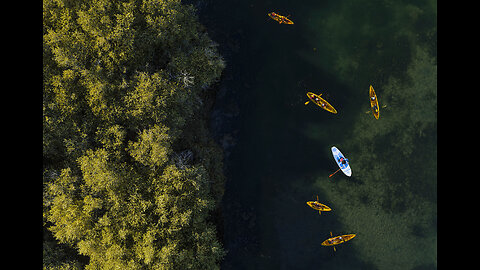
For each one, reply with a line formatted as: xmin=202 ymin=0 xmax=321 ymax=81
xmin=43 ymin=0 xmax=226 ymax=269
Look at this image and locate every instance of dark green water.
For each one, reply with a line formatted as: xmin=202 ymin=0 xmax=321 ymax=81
xmin=201 ymin=0 xmax=437 ymax=269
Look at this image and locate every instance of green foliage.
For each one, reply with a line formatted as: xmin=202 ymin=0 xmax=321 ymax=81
xmin=43 ymin=0 xmax=225 ymax=269
xmin=127 ymin=124 xmax=172 ymax=168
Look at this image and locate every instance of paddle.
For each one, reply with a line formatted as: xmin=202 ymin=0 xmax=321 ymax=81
xmin=365 ymin=104 xmax=387 ymax=113
xmin=329 ymin=168 xmax=341 ymax=178
xmin=316 ymin=195 xmax=323 ymax=215
xmin=330 ymin=232 xmax=336 ymax=252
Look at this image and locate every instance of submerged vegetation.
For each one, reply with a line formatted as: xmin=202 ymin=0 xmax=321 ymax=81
xmin=300 ymin=1 xmax=436 ymax=268
xmin=43 ymin=0 xmax=226 ymax=269
xmin=318 ymin=46 xmax=437 ymax=269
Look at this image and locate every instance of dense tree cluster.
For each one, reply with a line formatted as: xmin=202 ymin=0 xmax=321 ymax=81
xmin=43 ymin=0 xmax=226 ymax=269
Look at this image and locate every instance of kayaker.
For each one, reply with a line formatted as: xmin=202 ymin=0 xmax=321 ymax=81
xmin=339 ymin=157 xmax=348 ymax=165
xmin=373 ymin=104 xmax=378 ymax=112
xmin=371 ymin=96 xmax=376 ymax=101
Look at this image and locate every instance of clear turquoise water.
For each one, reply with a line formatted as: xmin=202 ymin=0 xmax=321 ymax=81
xmin=201 ymin=0 xmax=437 ymax=269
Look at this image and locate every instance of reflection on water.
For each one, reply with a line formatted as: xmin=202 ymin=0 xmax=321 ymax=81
xmin=201 ymin=0 xmax=436 ymax=269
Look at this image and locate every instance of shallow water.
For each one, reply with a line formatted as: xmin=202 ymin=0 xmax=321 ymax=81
xmin=201 ymin=0 xmax=437 ymax=269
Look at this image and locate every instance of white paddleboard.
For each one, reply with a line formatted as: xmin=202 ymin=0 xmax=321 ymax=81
xmin=331 ymin=146 xmax=352 ymax=177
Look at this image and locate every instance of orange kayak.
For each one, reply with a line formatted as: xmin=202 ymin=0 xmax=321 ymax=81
xmin=369 ymin=85 xmax=379 ymax=119
xmin=321 ymin=233 xmax=356 ymax=247
xmin=306 ymin=201 xmax=331 ymax=211
xmin=306 ymin=201 xmax=331 ymax=214
xmin=306 ymin=92 xmax=337 ymax=114
xmin=268 ymin=12 xmax=294 ymax=25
